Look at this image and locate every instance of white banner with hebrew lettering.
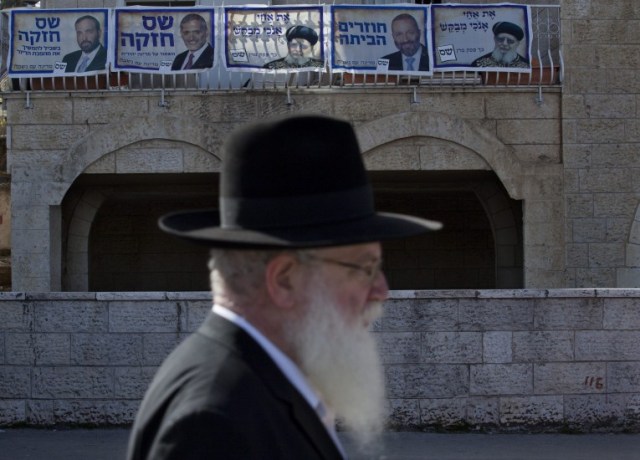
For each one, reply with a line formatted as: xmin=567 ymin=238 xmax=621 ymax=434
xmin=224 ymin=6 xmax=324 ymax=72
xmin=331 ymin=5 xmax=432 ymax=75
xmin=432 ymin=3 xmax=531 ymax=72
xmin=8 ymin=8 xmax=109 ymax=76
xmin=112 ymin=7 xmax=214 ymax=73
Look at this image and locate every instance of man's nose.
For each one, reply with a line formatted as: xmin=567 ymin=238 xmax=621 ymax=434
xmin=369 ymin=271 xmax=389 ymax=302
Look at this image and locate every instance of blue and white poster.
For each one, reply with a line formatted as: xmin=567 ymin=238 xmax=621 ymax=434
xmin=112 ymin=7 xmax=214 ymax=73
xmin=432 ymin=3 xmax=531 ymax=72
xmin=331 ymin=5 xmax=432 ymax=75
xmin=8 ymin=8 xmax=109 ymax=76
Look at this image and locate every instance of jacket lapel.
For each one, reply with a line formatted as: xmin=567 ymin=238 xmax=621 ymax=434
xmin=198 ymin=314 xmax=344 ymax=460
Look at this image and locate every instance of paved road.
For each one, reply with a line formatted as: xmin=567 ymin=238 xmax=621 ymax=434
xmin=0 ymin=428 xmax=638 ymax=459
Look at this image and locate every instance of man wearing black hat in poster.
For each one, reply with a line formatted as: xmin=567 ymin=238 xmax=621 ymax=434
xmin=126 ymin=115 xmax=441 ymax=460
xmin=472 ymin=21 xmax=529 ymax=68
xmin=263 ymin=25 xmax=324 ymax=69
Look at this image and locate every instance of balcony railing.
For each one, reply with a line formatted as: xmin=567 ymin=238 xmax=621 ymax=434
xmin=1 ymin=5 xmax=561 ymax=93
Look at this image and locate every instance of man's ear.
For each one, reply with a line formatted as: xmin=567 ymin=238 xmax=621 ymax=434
xmin=264 ymin=253 xmax=303 ymax=310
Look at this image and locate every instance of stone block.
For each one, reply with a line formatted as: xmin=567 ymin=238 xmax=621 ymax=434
xmin=0 ymin=301 xmax=33 ymax=332
xmin=467 ymin=397 xmax=500 ymax=427
xmin=143 ymin=333 xmax=185 ymax=365
xmin=534 ymin=362 xmax=607 ymax=394
xmin=419 ymin=398 xmax=467 ymax=428
xmin=385 ymin=364 xmax=469 ymax=398
xmin=364 ymin=143 xmax=420 ymax=171
xmin=486 ymin=93 xmax=560 ymax=120
xmin=84 ymin=153 xmax=116 ymax=174
xmin=386 ymin=399 xmax=420 ymax=428
xmin=418 ymin=141 xmax=490 ymax=171
xmin=571 ymin=218 xmax=607 ymax=243
xmin=106 ymin=400 xmax=140 ymax=425
xmin=116 ymin=149 xmax=184 ymax=174
xmin=32 ymin=367 xmax=113 ymax=399
xmin=26 ymin=400 xmax=55 ymax=425
xmin=575 ymin=268 xmax=616 ymax=288
xmin=9 ymin=97 xmax=73 ymax=125
xmin=11 ymin=125 xmax=88 ymax=150
xmin=604 ymin=298 xmax=640 ymax=329
xmin=588 ymin=243 xmax=625 ymax=268
xmin=6 ymin=333 xmax=70 ymax=365
xmin=617 ymin=268 xmax=640 ymax=288
xmin=470 ymin=364 xmax=532 ymax=396
xmin=564 ymin=394 xmax=627 ymax=430
xmin=499 ymin=396 xmax=563 ymax=426
xmin=512 ymin=331 xmax=574 ymax=362
xmin=109 ymin=301 xmax=186 ymax=333
xmin=114 ymin=367 xmax=157 ymax=399
xmin=566 ymin=244 xmax=589 ymax=267
xmin=53 ymin=400 xmax=107 ymax=425
xmin=583 ymin=95 xmax=636 ymax=118
xmin=483 ymin=331 xmax=512 ymax=363
xmin=458 ymin=299 xmax=533 ymax=331
xmin=34 ymin=301 xmax=107 ymax=332
xmin=496 ymin=120 xmax=560 ymax=145
xmin=534 ymin=298 xmax=602 ymax=329
xmin=575 ymin=331 xmax=640 ymax=361
xmin=71 ymin=333 xmax=143 ymax=365
xmin=72 ymin=97 xmax=150 ymax=125
xmin=183 ymin=147 xmax=221 ymax=173
xmin=187 ymin=301 xmax=212 ymax=331
xmin=608 ymin=362 xmax=640 ymax=393
xmin=420 ymin=332 xmax=482 ymax=363
xmin=0 ymin=400 xmax=26 ymax=425
xmin=378 ymin=332 xmax=421 ymax=364
xmin=566 ymin=194 xmax=593 ymax=218
xmin=0 ymin=367 xmax=31 ymax=398
xmin=381 ymin=299 xmax=458 ymax=332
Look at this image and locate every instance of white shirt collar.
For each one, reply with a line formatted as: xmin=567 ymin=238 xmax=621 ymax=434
xmin=212 ymin=304 xmax=320 ymax=409
xmin=182 ymin=42 xmax=209 ymax=69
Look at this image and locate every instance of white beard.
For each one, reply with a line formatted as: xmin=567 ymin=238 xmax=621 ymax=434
xmin=492 ymin=48 xmax=519 ymax=64
xmin=284 ymin=53 xmax=311 ymax=66
xmin=285 ymin=275 xmax=386 ymax=447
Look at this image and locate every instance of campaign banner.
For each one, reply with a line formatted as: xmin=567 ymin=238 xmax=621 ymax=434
xmin=8 ymin=8 xmax=109 ymax=76
xmin=112 ymin=7 xmax=214 ymax=73
xmin=331 ymin=5 xmax=432 ymax=75
xmin=224 ymin=6 xmax=324 ymax=72
xmin=432 ymin=3 xmax=531 ymax=72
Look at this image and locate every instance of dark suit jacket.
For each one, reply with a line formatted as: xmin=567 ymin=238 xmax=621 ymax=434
xmin=62 ymin=45 xmax=107 ymax=73
xmin=382 ymin=45 xmax=430 ymax=71
xmin=171 ymin=44 xmax=214 ymax=70
xmin=127 ymin=313 xmax=343 ymax=460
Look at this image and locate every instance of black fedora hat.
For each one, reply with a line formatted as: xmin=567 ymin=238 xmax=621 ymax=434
xmin=159 ymin=115 xmax=441 ymax=248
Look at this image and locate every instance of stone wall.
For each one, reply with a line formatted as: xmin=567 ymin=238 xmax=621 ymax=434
xmin=5 ymin=89 xmax=563 ymax=292
xmin=1 ymin=290 xmax=639 ymax=432
xmin=562 ymin=1 xmax=640 ymax=287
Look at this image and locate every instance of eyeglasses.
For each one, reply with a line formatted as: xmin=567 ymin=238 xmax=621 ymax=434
xmin=304 ymin=254 xmax=383 ymax=283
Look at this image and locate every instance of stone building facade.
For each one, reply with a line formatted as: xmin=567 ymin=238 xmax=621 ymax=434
xmin=0 ymin=0 xmax=639 ymax=431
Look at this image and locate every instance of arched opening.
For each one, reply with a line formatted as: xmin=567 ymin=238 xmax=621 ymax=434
xmin=62 ymin=173 xmax=216 ymax=292
xmin=373 ymin=170 xmax=522 ymax=289
xmin=61 ymin=169 xmax=521 ymax=292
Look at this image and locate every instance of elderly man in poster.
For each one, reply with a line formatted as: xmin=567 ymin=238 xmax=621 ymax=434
xmin=171 ymin=13 xmax=214 ymax=71
xmin=62 ymin=15 xmax=107 ymax=73
xmin=381 ymin=13 xmax=430 ymax=72
xmin=126 ymin=114 xmax=441 ymax=459
xmin=263 ymin=25 xmax=324 ymax=69
xmin=472 ymin=21 xmax=529 ymax=68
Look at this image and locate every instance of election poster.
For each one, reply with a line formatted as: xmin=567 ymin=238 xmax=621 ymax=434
xmin=432 ymin=3 xmax=531 ymax=72
xmin=331 ymin=5 xmax=432 ymax=75
xmin=8 ymin=8 xmax=109 ymax=77
xmin=112 ymin=8 xmax=214 ymax=73
xmin=224 ymin=6 xmax=324 ymax=72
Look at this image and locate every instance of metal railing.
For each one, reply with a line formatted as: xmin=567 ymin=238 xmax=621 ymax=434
xmin=1 ymin=5 xmax=561 ymax=94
